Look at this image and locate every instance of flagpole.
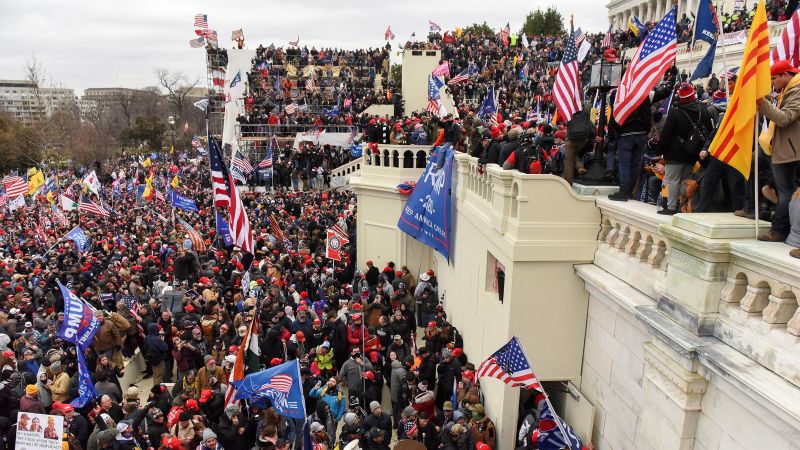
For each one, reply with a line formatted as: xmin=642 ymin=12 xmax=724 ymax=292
xmin=754 ymin=111 xmax=760 ymax=237
xmin=515 ymin=337 xmax=573 ymax=450
xmin=719 ymin=1 xmax=730 ymax=98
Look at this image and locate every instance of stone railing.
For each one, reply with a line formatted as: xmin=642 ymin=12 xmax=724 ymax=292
xmin=595 ymin=198 xmax=671 ymax=299
xmin=329 ymin=156 xmax=363 ymax=189
xmin=454 ymin=155 xmax=600 ymax=259
xmin=363 ymin=144 xmax=431 ymax=169
xmin=714 ymin=239 xmax=800 ymax=387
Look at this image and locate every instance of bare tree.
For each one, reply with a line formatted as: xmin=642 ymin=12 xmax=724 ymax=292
xmin=154 ymin=68 xmax=200 ymax=119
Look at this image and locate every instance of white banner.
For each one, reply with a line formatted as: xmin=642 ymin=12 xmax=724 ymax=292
xmin=720 ymin=30 xmax=748 ymax=46
xmin=15 ymin=412 xmax=64 ymax=450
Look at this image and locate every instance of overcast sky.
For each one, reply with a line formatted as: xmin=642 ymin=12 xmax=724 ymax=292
xmin=0 ymin=0 xmax=609 ymax=96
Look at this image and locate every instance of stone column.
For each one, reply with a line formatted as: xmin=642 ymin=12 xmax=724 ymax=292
xmin=641 ymin=2 xmax=649 ymax=22
xmin=640 ymin=340 xmax=708 ymax=450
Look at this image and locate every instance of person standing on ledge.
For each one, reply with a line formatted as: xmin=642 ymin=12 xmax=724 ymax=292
xmin=757 ymin=60 xmax=800 ymax=243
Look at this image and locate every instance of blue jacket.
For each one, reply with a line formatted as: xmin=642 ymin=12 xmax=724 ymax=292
xmin=144 ymin=323 xmax=168 ymax=363
xmin=309 ymin=385 xmax=346 ymax=421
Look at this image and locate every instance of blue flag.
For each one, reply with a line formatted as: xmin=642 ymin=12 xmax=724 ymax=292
xmin=690 ymin=40 xmax=717 ymax=81
xmin=231 ymin=70 xmax=242 ymax=88
xmin=397 ymin=145 xmax=454 ymax=260
xmin=432 ymin=74 xmax=445 ymax=90
xmin=216 ymin=212 xmax=234 ymax=247
xmin=71 ymin=350 xmax=98 ymax=407
xmin=537 ymin=401 xmax=583 ymax=450
xmin=693 ymin=0 xmax=719 ymax=44
xmin=478 ymin=86 xmax=496 ymax=122
xmin=57 ymin=280 xmax=100 ymax=349
xmin=628 ymin=15 xmax=645 ymax=37
xmin=350 ymin=143 xmax=363 ymax=159
xmin=168 ymin=191 xmax=199 ymax=212
xmin=65 ymin=226 xmax=90 ymax=252
xmin=232 ymin=360 xmax=307 ymax=419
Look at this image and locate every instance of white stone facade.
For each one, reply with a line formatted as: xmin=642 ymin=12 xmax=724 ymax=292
xmin=607 ymin=0 xmax=739 ymax=28
xmin=352 ymin=153 xmax=800 ymax=450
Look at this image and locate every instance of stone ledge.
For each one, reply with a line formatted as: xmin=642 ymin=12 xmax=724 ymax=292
xmin=657 ymin=294 xmax=718 ymax=337
xmin=596 ymin=197 xmax=672 ymax=235
xmin=575 ymin=263 xmax=658 ymax=314
xmin=671 ymin=213 xmax=770 ymax=240
xmin=730 ymin=240 xmax=800 ymax=285
xmin=698 ymin=343 xmax=800 ymax=436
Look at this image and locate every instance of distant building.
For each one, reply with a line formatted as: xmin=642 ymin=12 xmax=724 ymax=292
xmin=0 ymin=80 xmax=75 ymax=126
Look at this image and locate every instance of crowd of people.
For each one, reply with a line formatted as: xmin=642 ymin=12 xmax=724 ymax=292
xmin=0 ymin=147 xmax=549 ymax=450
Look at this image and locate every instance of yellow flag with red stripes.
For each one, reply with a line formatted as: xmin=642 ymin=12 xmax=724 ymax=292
xmin=708 ymin=0 xmax=771 ymax=179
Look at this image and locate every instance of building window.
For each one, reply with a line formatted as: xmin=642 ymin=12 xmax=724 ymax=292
xmin=486 ymin=252 xmax=506 ymax=303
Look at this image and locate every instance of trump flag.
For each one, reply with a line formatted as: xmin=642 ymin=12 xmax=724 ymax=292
xmin=233 ymin=360 xmax=306 ymax=419
xmin=397 ymin=145 xmax=454 ymax=260
xmin=57 ymin=280 xmax=99 ymax=349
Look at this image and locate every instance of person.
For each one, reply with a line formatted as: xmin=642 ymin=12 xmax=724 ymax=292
xmin=757 ymin=60 xmax=800 ymax=242
xmin=361 ymin=401 xmax=392 ymax=439
xmin=657 ymin=83 xmax=713 ymax=214
xmin=19 ymin=384 xmax=45 ymax=414
xmin=608 ymin=94 xmax=653 ymax=201
xmin=563 ymin=109 xmax=595 ymax=183
xmin=695 ymin=89 xmax=746 ymax=213
xmin=144 ymin=323 xmax=169 ymax=385
xmin=467 ymin=403 xmax=496 ymax=449
xmin=43 ymin=416 xmax=58 ymax=439
xmin=362 ymin=427 xmax=391 ymax=450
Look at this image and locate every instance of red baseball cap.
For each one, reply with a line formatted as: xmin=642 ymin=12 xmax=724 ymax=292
xmin=185 ymin=399 xmax=198 ymax=409
xmin=771 ymin=59 xmax=800 ymax=77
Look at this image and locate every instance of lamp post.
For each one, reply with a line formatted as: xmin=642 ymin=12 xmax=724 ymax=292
xmin=581 ymin=59 xmax=623 ymax=181
xmin=167 ymin=115 xmax=176 ymax=162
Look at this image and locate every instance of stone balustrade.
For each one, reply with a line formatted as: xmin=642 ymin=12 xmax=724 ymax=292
xmin=329 ymin=156 xmax=363 ymax=189
xmin=595 ymin=202 xmax=800 ymax=389
xmin=363 ymin=144 xmax=430 ymax=169
xmin=595 ymin=198 xmax=671 ymax=300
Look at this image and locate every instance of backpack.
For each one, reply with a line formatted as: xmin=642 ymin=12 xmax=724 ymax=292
xmin=517 ymin=144 xmax=543 ymax=174
xmin=675 ymin=109 xmax=709 ymax=156
xmin=566 ymin=110 xmax=594 ymax=140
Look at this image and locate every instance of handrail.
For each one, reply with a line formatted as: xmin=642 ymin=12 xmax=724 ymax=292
xmin=236 ymin=123 xmax=356 ymax=138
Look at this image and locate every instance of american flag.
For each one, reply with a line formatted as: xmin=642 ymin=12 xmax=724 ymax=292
xmin=477 ymin=336 xmax=542 ymax=390
xmin=212 ymin=68 xmax=226 ymax=89
xmin=79 ymin=196 xmax=110 ymax=217
xmin=194 ymin=14 xmax=208 ymax=30
xmin=259 ymin=374 xmax=294 ymax=393
xmin=385 ymin=25 xmax=395 ymax=41
xmin=288 ymin=36 xmax=299 ymax=46
xmin=269 ymin=213 xmax=286 ymax=241
xmin=3 ymin=176 xmax=27 ymax=198
xmin=345 ymin=128 xmax=359 ymax=145
xmin=602 ymin=26 xmax=613 ymax=48
xmin=209 ymin=135 xmax=253 ymax=253
xmin=191 ymin=136 xmax=202 ymax=148
xmin=122 ymin=295 xmax=145 ymax=337
xmin=189 ymin=37 xmax=205 ymax=48
xmin=447 ymin=64 xmax=477 ymax=85
xmin=154 ymin=190 xmax=166 ymax=203
xmin=771 ymin=7 xmax=800 ymax=65
xmin=500 ymin=23 xmax=510 ymax=46
xmin=614 ymin=7 xmax=677 ymax=125
xmin=553 ymin=28 xmax=584 ymax=122
xmin=52 ymin=205 xmax=68 ymax=227
xmin=233 ymin=150 xmax=254 ymax=174
xmin=537 ymin=401 xmax=583 ymax=450
xmin=284 ymin=103 xmax=298 ymax=115
xmin=426 ymin=74 xmax=441 ymax=115
xmin=0 ymin=194 xmax=6 ymax=209
xmin=177 ymin=218 xmax=207 ymax=252
xmin=209 ymin=136 xmax=231 ymax=207
xmin=258 ymin=137 xmax=276 ymax=168
xmin=205 ymin=30 xmax=218 ymax=43
xmin=429 ymin=20 xmax=441 ymax=32
xmin=305 ymin=77 xmax=315 ymax=91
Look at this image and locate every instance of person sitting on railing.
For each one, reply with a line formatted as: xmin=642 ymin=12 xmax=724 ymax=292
xmin=390 ymin=123 xmax=408 ymax=145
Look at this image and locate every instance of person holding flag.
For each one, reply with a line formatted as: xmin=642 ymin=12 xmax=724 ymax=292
xmin=757 ymin=59 xmax=800 ymax=244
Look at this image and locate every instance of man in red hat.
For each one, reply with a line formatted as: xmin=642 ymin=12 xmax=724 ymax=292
xmin=657 ymin=82 xmax=713 ymax=215
xmin=757 ymin=60 xmax=800 ymax=246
